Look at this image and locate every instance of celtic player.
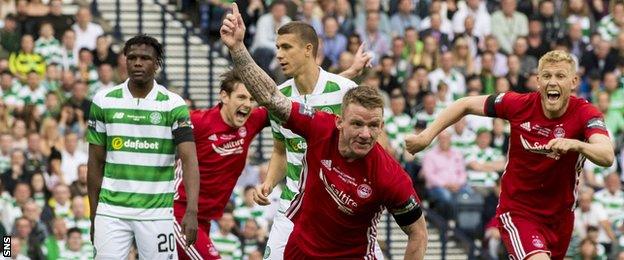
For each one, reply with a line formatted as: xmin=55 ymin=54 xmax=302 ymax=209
xmin=87 ymin=35 xmax=199 ymax=260
xmin=249 ymin=21 xmax=381 ymax=259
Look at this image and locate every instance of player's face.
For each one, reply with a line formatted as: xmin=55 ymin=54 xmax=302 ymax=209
xmin=537 ymin=61 xmax=578 ymax=118
xmin=336 ymin=104 xmax=384 ymax=159
xmin=220 ymin=83 xmax=253 ymax=128
xmin=126 ymin=44 xmax=158 ymax=87
xmin=276 ymin=33 xmax=313 ymax=77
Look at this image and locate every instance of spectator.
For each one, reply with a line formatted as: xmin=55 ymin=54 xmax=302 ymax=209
xmin=357 ymin=11 xmax=390 ymax=65
xmin=489 ymin=118 xmax=509 ymax=154
xmin=0 ymin=0 xmax=16 ymax=21
xmin=211 ymin=212 xmax=242 ymax=260
xmin=59 ymin=132 xmax=86 ymax=184
xmin=241 ymin=218 xmax=266 ymax=259
xmin=320 ymin=16 xmax=347 ymax=68
xmin=573 ymin=238 xmax=603 ymax=260
xmin=378 ymin=55 xmax=399 ymax=94
xmin=24 ymin=0 xmax=48 ymax=18
xmin=428 ymin=51 xmax=466 ymax=100
xmin=593 ymin=173 xmax=624 ymax=221
xmin=16 ymin=71 xmax=46 ymax=115
xmin=511 ymin=37 xmax=537 ymax=77
xmin=1 ymin=150 xmax=27 ymax=194
xmin=580 ymin=39 xmax=618 ymax=77
xmin=298 ymin=0 xmax=322 ymax=34
xmin=450 ymin=117 xmax=476 ymax=157
xmin=0 ymin=133 xmax=12 ymax=173
xmin=11 ymin=119 xmax=27 ymax=150
xmin=452 ymin=0 xmax=490 ymax=38
xmin=24 ymin=132 xmax=46 ymax=177
xmin=65 ymin=196 xmax=89 ymax=241
xmin=418 ymin=0 xmax=453 ymax=37
xmin=57 ymin=103 xmax=86 ymax=137
xmin=250 ymin=0 xmax=290 ymax=74
xmin=48 ymin=184 xmax=71 ymax=219
xmin=59 ymin=227 xmax=93 ymax=258
xmin=419 ymin=13 xmax=451 ymax=51
xmin=402 ymin=27 xmax=423 ymax=64
xmin=334 ymin=0 xmax=354 ymax=36
xmin=74 ymin=48 xmax=98 ymax=87
xmin=535 ymin=0 xmax=564 ymax=43
xmin=113 ymin=52 xmax=127 ymax=83
xmin=415 ymin=35 xmax=440 ymax=71
xmin=34 ymin=22 xmax=62 ymax=66
xmin=354 ymin=0 xmax=391 ymax=36
xmin=505 ymin=54 xmax=529 ymax=93
xmin=21 ymin=200 xmax=49 ymax=243
xmin=413 ymin=92 xmax=438 ymax=126
xmin=603 ymin=72 xmax=624 ymax=113
xmin=9 ymin=35 xmax=46 ymax=82
xmin=464 ymin=129 xmax=505 ymax=195
xmin=596 ymin=91 xmax=624 ymax=137
xmin=42 ymin=217 xmax=67 ymax=260
xmin=42 ymin=0 xmax=74 ymax=40
xmin=233 ymin=186 xmax=267 ymax=229
xmin=13 ymin=216 xmax=44 ymax=259
xmin=565 ymin=0 xmax=595 ymax=43
xmin=59 ymin=29 xmax=77 ymax=71
xmin=56 ymin=70 xmax=75 ymax=104
xmin=92 ymin=35 xmax=118 ymax=67
xmin=0 ymin=99 xmax=13 ymax=133
xmin=421 ymin=130 xmax=468 ymax=221
xmin=384 ymin=92 xmax=412 ymax=158
xmin=597 ymin=1 xmax=624 ymax=42
xmin=71 ymin=7 xmax=103 ymax=51
xmin=29 ymin=172 xmax=48 ymax=211
xmin=9 ymin=235 xmax=30 ymax=260
xmin=0 ymin=14 xmax=21 ymax=56
xmin=451 ymin=37 xmax=474 ymax=76
xmin=575 ymin=189 xmax=617 ymax=254
xmin=69 ymin=164 xmax=87 ymax=198
xmin=389 ymin=0 xmax=420 ymax=37
xmin=41 ymin=63 xmax=61 ymax=94
xmin=39 ymin=117 xmax=63 ymax=161
xmin=490 ymin=0 xmax=528 ymax=54
xmin=477 ymin=51 xmax=497 ymax=95
xmin=0 ymin=70 xmax=19 ymax=110
xmin=389 ymin=37 xmax=410 ymax=83
xmin=91 ymin=63 xmax=115 ymax=97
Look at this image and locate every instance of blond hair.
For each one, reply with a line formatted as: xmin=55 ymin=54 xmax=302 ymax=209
xmin=341 ymin=86 xmax=385 ymax=115
xmin=537 ymin=50 xmax=576 ymax=73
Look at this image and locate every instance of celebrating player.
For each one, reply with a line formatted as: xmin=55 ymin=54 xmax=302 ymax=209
xmin=406 ymin=50 xmax=614 ymax=260
xmin=221 ymin=4 xmax=428 ymax=259
xmin=172 ymin=71 xmax=269 ymax=259
xmin=87 ymin=35 xmax=199 ymax=259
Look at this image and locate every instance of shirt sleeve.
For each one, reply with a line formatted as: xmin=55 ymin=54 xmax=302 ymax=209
xmin=284 ymin=101 xmax=335 ymax=140
xmin=382 ymin=160 xmax=422 ymax=226
xmin=581 ymin=104 xmax=609 ymax=140
xmin=483 ymin=91 xmax=524 ymax=120
xmin=86 ymin=95 xmax=106 ymax=146
xmin=170 ymin=98 xmax=194 ymax=145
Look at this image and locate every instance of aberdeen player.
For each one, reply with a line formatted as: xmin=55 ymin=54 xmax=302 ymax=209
xmin=221 ymin=5 xmax=428 ymax=259
xmin=172 ymin=71 xmax=269 ymax=259
xmin=406 ymin=50 xmax=614 ymax=260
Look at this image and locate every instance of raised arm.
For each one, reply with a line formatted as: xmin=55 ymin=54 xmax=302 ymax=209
xmin=405 ymin=95 xmax=489 ymax=154
xmin=220 ymin=3 xmax=291 ymax=122
xmin=339 ymin=43 xmax=372 ymax=79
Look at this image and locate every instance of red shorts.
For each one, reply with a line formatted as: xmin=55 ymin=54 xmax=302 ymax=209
xmin=497 ymin=211 xmax=574 ymax=260
xmin=174 ymin=204 xmax=220 ymax=260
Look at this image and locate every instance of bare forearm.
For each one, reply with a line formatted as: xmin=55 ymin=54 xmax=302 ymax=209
xmin=403 ymin=217 xmax=428 ymax=260
xmin=180 ymin=145 xmax=200 ymax=213
xmin=266 ymin=142 xmax=287 ymax=189
xmin=229 ymin=44 xmax=291 ymax=122
xmin=87 ymin=161 xmax=104 ymax=220
xmin=421 ymin=98 xmax=472 ymax=141
xmin=578 ymin=141 xmax=614 ymax=167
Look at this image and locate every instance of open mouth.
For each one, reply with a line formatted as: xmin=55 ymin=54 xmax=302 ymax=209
xmin=235 ymin=109 xmax=250 ymax=119
xmin=546 ymin=90 xmax=560 ymax=102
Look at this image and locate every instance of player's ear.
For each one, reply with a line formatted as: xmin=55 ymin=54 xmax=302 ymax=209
xmin=571 ymin=73 xmax=579 ymax=91
xmin=335 ymin=115 xmax=343 ymax=130
xmin=219 ymin=90 xmax=229 ymax=104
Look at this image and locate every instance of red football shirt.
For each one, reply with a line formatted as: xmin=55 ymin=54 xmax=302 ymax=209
xmin=283 ymin=102 xmax=420 ymax=258
xmin=174 ymin=104 xmax=269 ymax=221
xmin=485 ymin=92 xmax=608 ymax=222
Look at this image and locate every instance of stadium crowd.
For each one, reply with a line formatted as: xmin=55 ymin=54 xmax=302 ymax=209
xmin=0 ymin=0 xmax=622 ymax=259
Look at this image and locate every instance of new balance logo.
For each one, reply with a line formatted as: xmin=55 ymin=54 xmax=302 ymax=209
xmin=521 ymin=122 xmax=531 ymax=131
xmin=113 ymin=112 xmax=125 ymax=119
xmin=321 ymin=160 xmax=332 ymax=170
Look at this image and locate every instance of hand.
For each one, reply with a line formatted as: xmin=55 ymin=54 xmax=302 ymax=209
xmin=546 ymin=138 xmax=580 ymax=155
xmin=181 ymin=211 xmax=198 ymax=247
xmin=350 ymin=43 xmax=373 ymax=74
xmin=219 ymin=3 xmax=246 ymax=49
xmin=75 ymin=109 xmax=84 ymax=121
xmin=404 ymin=133 xmax=432 ymax=154
xmin=253 ymin=182 xmax=273 ymax=206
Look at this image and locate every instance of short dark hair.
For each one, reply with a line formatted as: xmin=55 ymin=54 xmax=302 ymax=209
xmin=67 ymin=227 xmax=82 ymax=237
xmin=219 ymin=70 xmax=243 ymax=95
xmin=341 ymin=86 xmax=385 ymax=115
xmin=277 ymin=22 xmax=319 ymax=56
xmin=122 ymin=34 xmax=164 ymax=67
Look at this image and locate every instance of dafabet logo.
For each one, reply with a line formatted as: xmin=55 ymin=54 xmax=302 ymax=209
xmin=111 ymin=137 xmax=160 ymax=150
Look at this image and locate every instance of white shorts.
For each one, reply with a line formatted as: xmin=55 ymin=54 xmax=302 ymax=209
xmin=94 ymin=215 xmax=178 ymax=260
xmin=263 ymin=211 xmax=385 ymax=259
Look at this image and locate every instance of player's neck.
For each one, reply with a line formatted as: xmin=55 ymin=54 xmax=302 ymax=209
xmin=128 ymin=80 xmax=154 ymax=98
xmin=294 ymin=63 xmax=320 ymax=95
xmin=541 ymin=101 xmax=569 ymax=119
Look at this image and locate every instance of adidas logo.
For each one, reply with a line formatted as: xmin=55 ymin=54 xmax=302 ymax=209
xmin=321 ymin=160 xmax=332 ymax=170
xmin=208 ymin=134 xmax=217 ymax=141
xmin=520 ymin=122 xmax=531 ymax=132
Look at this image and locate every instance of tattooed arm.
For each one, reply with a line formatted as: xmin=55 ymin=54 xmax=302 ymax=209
xmin=221 ymin=3 xmax=291 ymax=122
xmin=229 ymin=45 xmax=292 ymax=122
